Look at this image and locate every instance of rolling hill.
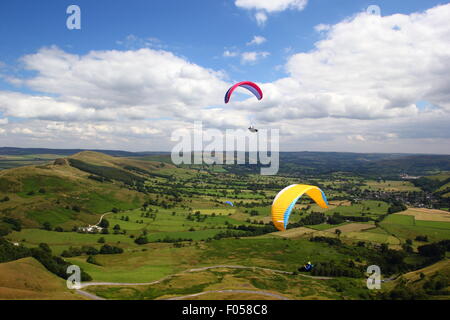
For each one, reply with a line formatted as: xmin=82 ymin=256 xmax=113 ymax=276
xmin=0 ymin=151 xmax=174 ymax=229
xmin=0 ymin=257 xmax=83 ymax=300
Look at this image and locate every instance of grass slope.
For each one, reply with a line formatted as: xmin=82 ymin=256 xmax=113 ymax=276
xmin=0 ymin=257 xmax=83 ymax=300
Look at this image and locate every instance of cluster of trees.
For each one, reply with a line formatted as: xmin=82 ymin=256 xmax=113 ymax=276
xmin=186 ymin=211 xmax=207 ymax=222
xmin=25 ymin=188 xmax=46 ymax=196
xmin=87 ymin=175 xmax=111 ymax=183
xmin=214 ymin=224 xmax=277 ymax=239
xmin=309 ymin=261 xmax=364 ymax=278
xmin=61 ymin=244 xmax=123 ymax=257
xmin=142 ymin=197 xmax=177 ymax=209
xmin=415 ymin=235 xmax=429 ymax=242
xmin=140 ymin=211 xmax=157 ymax=220
xmin=412 ymin=177 xmax=450 ymax=193
xmin=68 ymin=158 xmax=145 ymax=187
xmin=417 ymin=240 xmax=450 ymax=260
xmin=310 ymin=236 xmax=342 ymax=246
xmin=134 ymin=235 xmax=150 ymax=244
xmin=249 ymin=210 xmax=259 ymax=216
xmin=154 ymin=236 xmax=195 ymax=243
xmin=0 ymin=217 xmax=22 ymax=236
xmin=287 ymin=212 xmax=326 ymax=228
xmin=387 ymin=201 xmax=407 ymax=214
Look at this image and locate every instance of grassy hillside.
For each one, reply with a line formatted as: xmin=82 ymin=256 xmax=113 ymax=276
xmin=0 ymin=151 xmax=164 ymax=228
xmin=0 ymin=150 xmax=448 ymax=300
xmin=0 ymin=257 xmax=83 ymax=300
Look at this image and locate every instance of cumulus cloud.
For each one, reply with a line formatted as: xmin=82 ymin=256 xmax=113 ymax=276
xmin=223 ymin=50 xmax=239 ymax=57
xmin=235 ymin=0 xmax=308 ymax=13
xmin=235 ymin=0 xmax=308 ymax=25
xmin=314 ymin=24 xmax=331 ymax=33
xmin=1 ymin=46 xmax=229 ymax=121
xmin=251 ymin=4 xmax=450 ymax=122
xmin=247 ymin=36 xmax=267 ymax=46
xmin=241 ymin=51 xmax=270 ymax=64
xmin=116 ymin=34 xmax=166 ymax=50
xmin=255 ymin=12 xmax=268 ymax=26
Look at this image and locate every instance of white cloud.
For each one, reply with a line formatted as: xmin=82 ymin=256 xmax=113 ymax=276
xmin=223 ymin=50 xmax=239 ymax=57
xmin=235 ymin=0 xmax=308 ymax=25
xmin=253 ymin=4 xmax=450 ymax=123
xmin=235 ymin=0 xmax=308 ymax=13
xmin=314 ymin=24 xmax=331 ymax=32
xmin=11 ymin=127 xmax=34 ymax=135
xmin=116 ymin=34 xmax=166 ymax=50
xmin=1 ymin=46 xmax=229 ymax=121
xmin=241 ymin=51 xmax=270 ymax=64
xmin=247 ymin=36 xmax=267 ymax=46
xmin=255 ymin=12 xmax=268 ymax=26
xmin=347 ymin=135 xmax=366 ymax=142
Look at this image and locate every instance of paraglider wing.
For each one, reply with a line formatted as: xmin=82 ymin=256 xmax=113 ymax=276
xmin=224 ymin=81 xmax=263 ymax=104
xmin=271 ymin=184 xmax=329 ymax=231
xmin=225 ymin=201 xmax=234 ymax=207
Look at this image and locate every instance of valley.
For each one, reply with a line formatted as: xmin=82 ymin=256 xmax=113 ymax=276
xmin=0 ymin=150 xmax=449 ymax=300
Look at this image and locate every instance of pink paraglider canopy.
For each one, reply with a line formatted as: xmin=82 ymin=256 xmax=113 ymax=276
xmin=224 ymin=81 xmax=263 ymax=104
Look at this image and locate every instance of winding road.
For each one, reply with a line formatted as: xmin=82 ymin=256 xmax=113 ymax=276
xmin=75 ymin=264 xmax=334 ymax=300
xmin=94 ymin=212 xmax=113 ymax=227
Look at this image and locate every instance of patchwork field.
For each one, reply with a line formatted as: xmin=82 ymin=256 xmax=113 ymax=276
xmin=399 ymin=208 xmax=450 ymax=222
xmin=270 ymin=227 xmax=315 ymax=238
xmin=341 ymin=231 xmax=400 ymax=245
xmin=362 ymin=180 xmax=421 ymax=192
xmin=380 ymin=213 xmax=450 ymax=242
xmin=323 ymin=223 xmax=376 ymax=234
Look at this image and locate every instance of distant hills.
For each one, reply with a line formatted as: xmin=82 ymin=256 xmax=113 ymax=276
xmin=275 ymin=152 xmax=450 ymax=177
xmin=0 ymin=147 xmax=164 ymax=157
xmin=1 ymin=147 xmax=450 ymax=177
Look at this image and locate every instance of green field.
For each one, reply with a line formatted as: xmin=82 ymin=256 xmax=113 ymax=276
xmin=362 ymin=180 xmax=421 ymax=192
xmin=380 ymin=214 xmax=450 ymax=242
xmin=324 ymin=200 xmax=389 ymax=218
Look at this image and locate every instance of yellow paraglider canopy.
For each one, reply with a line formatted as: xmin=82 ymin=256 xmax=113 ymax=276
xmin=271 ymin=184 xmax=329 ymax=231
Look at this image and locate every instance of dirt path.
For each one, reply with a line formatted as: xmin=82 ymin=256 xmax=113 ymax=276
xmin=95 ymin=212 xmax=113 ymax=226
xmin=75 ymin=289 xmax=106 ymax=300
xmin=75 ymin=264 xmax=333 ymax=300
xmin=167 ymin=290 xmax=290 ymax=300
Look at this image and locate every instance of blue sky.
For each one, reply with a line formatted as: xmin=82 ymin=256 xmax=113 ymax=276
xmin=0 ymin=1 xmax=449 ymax=153
xmin=0 ymin=0 xmax=443 ymax=83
